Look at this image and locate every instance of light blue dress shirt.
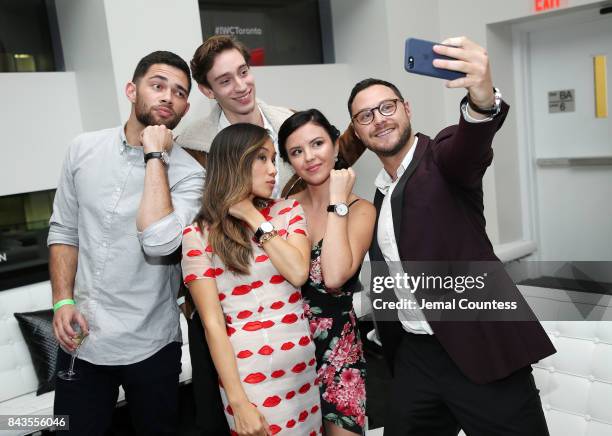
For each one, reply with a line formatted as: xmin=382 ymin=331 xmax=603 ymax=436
xmin=48 ymin=126 xmax=205 ymax=365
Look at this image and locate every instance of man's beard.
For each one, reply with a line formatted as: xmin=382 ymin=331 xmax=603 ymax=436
xmin=367 ymin=124 xmax=412 ymax=158
xmin=135 ymin=99 xmax=182 ymax=130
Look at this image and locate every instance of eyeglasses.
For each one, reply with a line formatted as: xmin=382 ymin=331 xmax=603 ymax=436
xmin=351 ymin=99 xmax=403 ymax=125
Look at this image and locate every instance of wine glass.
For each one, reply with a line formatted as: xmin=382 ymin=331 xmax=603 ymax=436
xmin=57 ymin=302 xmax=91 ymax=381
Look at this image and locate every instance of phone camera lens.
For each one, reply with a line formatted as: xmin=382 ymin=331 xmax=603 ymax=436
xmin=408 ymin=56 xmax=414 ymax=69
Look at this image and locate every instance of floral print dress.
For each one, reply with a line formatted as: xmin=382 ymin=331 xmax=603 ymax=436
xmin=303 ymin=229 xmax=367 ymax=434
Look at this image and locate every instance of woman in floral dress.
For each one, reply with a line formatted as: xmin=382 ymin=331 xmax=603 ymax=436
xmin=278 ymin=110 xmax=376 ymax=435
xmin=182 ymin=123 xmax=322 ymax=436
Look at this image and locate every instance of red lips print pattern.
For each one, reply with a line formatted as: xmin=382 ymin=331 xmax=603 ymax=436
xmin=183 ymin=274 xmax=197 ymax=285
xmin=263 ymin=395 xmax=281 ymax=407
xmin=258 ymin=345 xmax=273 ymax=355
xmin=203 ymin=267 xmax=224 ymax=278
xmin=270 ymin=275 xmax=285 ymax=284
xmin=243 ymin=372 xmax=266 ymax=384
xmin=289 ymin=215 xmax=303 ymax=226
xmin=181 ymin=201 xmax=320 ymax=436
xmin=271 ymin=301 xmax=285 ymax=310
xmin=255 ymin=254 xmax=269 ymax=262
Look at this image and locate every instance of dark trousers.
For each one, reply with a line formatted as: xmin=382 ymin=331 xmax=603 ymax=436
xmin=384 ymin=333 xmax=550 ymax=436
xmin=187 ymin=312 xmax=230 ymax=434
xmin=54 ymin=342 xmax=182 ymax=436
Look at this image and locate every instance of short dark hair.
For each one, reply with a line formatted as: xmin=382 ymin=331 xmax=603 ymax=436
xmin=347 ymin=78 xmax=404 ymax=116
xmin=132 ymin=51 xmax=191 ymax=93
xmin=278 ymin=109 xmax=347 ymax=169
xmin=190 ymin=36 xmax=251 ymax=87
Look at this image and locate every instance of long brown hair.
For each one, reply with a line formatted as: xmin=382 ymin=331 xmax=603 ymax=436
xmin=196 ymin=123 xmax=270 ymax=274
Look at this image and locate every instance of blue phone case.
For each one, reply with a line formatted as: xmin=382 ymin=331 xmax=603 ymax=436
xmin=404 ymin=38 xmax=465 ymax=81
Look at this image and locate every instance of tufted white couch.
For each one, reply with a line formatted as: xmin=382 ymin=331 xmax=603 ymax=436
xmin=453 ymin=285 xmax=612 ymax=436
xmin=0 ymin=281 xmax=192 ymax=436
xmin=522 ymin=285 xmax=612 ymax=436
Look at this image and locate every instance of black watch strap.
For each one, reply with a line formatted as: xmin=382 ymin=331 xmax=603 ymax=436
xmin=465 ymin=87 xmax=501 ymax=116
xmin=254 ymin=222 xmax=274 ymax=242
xmin=144 ymin=151 xmax=163 ymax=163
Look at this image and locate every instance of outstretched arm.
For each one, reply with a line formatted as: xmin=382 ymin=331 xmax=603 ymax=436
xmin=430 ymin=36 xmax=509 ymax=188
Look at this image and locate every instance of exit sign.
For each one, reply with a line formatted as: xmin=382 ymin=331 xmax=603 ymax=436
xmin=535 ymin=0 xmax=562 ymax=12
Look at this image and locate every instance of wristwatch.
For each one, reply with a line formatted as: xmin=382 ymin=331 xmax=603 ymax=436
xmin=327 ymin=203 xmax=349 ymax=217
xmin=144 ymin=150 xmax=169 ymax=166
xmin=466 ymin=87 xmax=502 ymax=117
xmin=254 ymin=221 xmax=275 ymax=243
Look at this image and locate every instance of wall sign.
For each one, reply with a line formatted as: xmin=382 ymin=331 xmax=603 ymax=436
xmin=199 ymin=0 xmax=328 ymax=66
xmin=534 ymin=0 xmax=562 ymax=12
xmin=548 ymin=89 xmax=575 ymax=113
xmin=594 ymin=55 xmax=608 ymax=118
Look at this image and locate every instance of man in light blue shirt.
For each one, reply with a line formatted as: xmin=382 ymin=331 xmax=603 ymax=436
xmin=49 ymin=51 xmax=204 ymax=435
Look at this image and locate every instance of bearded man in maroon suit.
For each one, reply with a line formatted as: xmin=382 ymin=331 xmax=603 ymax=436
xmin=348 ymin=36 xmax=556 ymax=436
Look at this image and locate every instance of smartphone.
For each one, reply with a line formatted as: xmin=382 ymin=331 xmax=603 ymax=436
xmin=404 ymin=38 xmax=465 ymax=81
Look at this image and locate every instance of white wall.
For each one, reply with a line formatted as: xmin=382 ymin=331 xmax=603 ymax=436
xmin=55 ymin=0 xmax=119 ymax=132
xmin=1 ymin=73 xmax=82 ymax=196
xmin=102 ymin=0 xmax=203 ymax=122
xmin=436 ymin=0 xmax=603 ymax=245
xmin=526 ymin=8 xmax=612 ymax=262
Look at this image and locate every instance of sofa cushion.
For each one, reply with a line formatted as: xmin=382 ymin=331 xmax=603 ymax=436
xmin=14 ymin=309 xmax=58 ymax=395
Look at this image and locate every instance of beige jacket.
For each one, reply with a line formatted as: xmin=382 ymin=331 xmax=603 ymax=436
xmin=177 ymin=100 xmax=296 ymax=190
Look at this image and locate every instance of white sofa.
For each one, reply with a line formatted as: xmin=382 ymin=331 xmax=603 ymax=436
xmin=522 ymin=285 xmax=612 ymax=436
xmin=455 ymin=286 xmax=612 ymax=436
xmin=0 ymin=281 xmax=192 ymax=436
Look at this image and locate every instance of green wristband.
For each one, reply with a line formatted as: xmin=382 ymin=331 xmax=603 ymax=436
xmin=53 ymin=299 xmax=75 ymax=312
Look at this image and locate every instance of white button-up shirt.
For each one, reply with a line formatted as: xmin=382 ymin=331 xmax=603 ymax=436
xmin=374 ymin=137 xmax=434 ymax=335
xmin=373 ymin=104 xmax=494 ymax=335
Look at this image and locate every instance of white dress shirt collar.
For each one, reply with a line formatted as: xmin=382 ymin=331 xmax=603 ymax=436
xmin=374 ymin=136 xmax=419 ymax=196
xmin=218 ymin=106 xmax=275 ymax=138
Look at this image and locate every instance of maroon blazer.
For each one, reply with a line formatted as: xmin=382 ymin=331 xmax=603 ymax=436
xmin=369 ymin=101 xmax=556 ymax=384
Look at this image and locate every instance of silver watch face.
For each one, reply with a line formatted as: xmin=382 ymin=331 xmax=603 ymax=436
xmin=160 ymin=150 xmax=170 ymax=165
xmin=259 ymin=221 xmax=274 ymax=233
xmin=334 ymin=203 xmax=349 ymax=217
xmin=493 ymin=87 xmax=502 ymax=114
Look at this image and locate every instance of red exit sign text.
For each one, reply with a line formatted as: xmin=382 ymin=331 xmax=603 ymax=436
xmin=535 ymin=0 xmax=561 ymax=12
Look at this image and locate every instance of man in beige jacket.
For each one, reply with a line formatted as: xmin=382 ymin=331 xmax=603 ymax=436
xmin=178 ymin=36 xmax=295 ymax=196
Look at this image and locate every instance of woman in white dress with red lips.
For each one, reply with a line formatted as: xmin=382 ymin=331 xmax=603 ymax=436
xmin=182 ymin=123 xmax=322 ymax=436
